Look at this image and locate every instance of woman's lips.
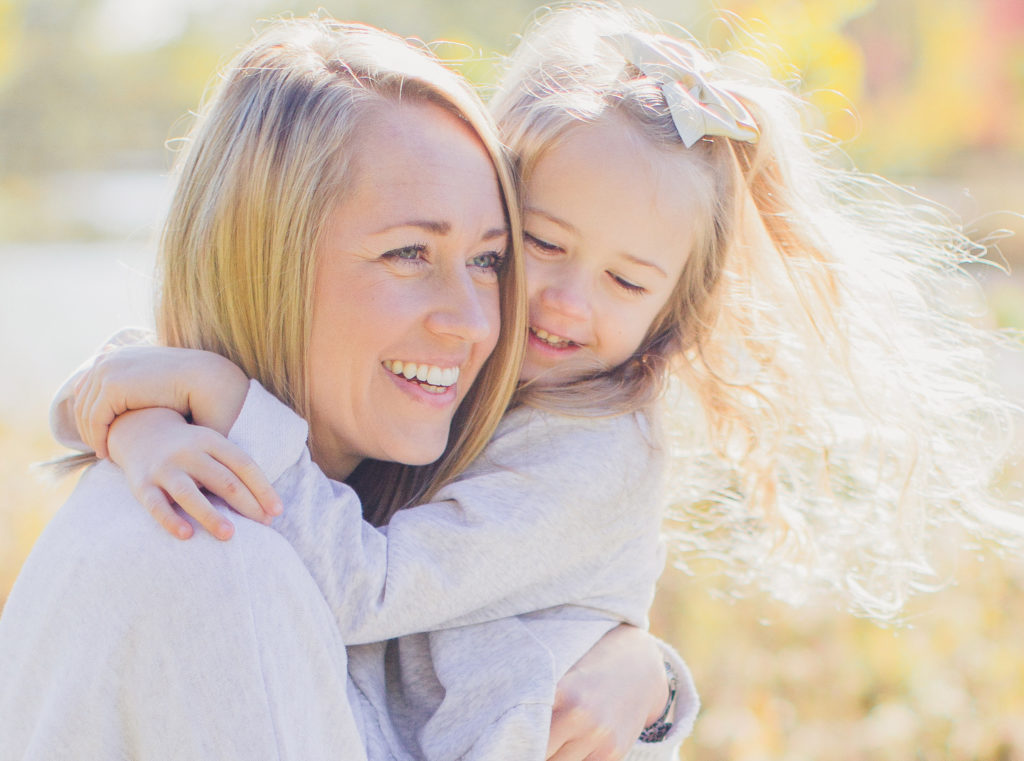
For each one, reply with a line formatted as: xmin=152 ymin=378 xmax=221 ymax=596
xmin=382 ymin=359 xmax=461 ymax=406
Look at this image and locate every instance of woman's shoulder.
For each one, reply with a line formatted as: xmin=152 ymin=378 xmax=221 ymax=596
xmin=26 ymin=461 xmax=318 ymax=610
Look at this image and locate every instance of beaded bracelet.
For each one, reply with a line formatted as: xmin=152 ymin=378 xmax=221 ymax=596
xmin=638 ymin=660 xmax=677 ymax=743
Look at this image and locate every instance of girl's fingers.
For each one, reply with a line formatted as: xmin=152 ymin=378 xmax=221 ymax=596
xmin=162 ymin=473 xmax=235 ymax=541
xmin=546 ymin=701 xmax=580 ymax=760
xmin=136 ymin=485 xmax=194 ymax=540
xmin=194 ymin=457 xmax=270 ymax=525
xmin=73 ymin=378 xmax=102 ymax=454
xmin=546 ymin=738 xmax=587 ymax=761
xmin=85 ymin=396 xmax=117 ymax=461
xmin=207 ymin=439 xmax=282 ymax=518
xmin=75 ymin=377 xmax=119 ymax=460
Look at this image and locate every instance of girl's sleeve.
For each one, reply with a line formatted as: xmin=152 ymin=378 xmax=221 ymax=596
xmin=230 ymin=381 xmax=668 ymax=645
xmin=49 ymin=327 xmax=155 ymax=451
xmin=625 ymin=637 xmax=700 ymax=761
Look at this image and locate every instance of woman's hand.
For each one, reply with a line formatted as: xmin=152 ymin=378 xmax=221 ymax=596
xmin=108 ymin=407 xmax=282 ymax=540
xmin=546 ymin=624 xmax=669 ymax=761
xmin=73 ymin=345 xmax=249 ymax=458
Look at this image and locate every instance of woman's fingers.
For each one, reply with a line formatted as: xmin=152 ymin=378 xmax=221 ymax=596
xmin=136 ymin=485 xmax=194 ymax=540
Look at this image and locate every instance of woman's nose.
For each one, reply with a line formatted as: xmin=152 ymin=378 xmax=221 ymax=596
xmin=425 ymin=271 xmax=496 ymax=344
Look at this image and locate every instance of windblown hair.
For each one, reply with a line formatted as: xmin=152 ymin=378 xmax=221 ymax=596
xmin=493 ymin=2 xmax=1024 ymax=619
xmin=157 ymin=15 xmax=526 ymax=525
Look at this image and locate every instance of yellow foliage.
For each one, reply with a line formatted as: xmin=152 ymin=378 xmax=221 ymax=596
xmin=0 ymin=0 xmax=20 ymax=88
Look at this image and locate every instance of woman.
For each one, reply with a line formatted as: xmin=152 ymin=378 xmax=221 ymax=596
xmin=0 ymin=16 xmax=669 ymax=761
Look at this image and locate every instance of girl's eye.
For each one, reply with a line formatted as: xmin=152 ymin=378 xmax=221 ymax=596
xmin=382 ymin=244 xmax=427 ymax=262
xmin=525 ymin=232 xmax=563 ymax=254
xmin=610 ymin=273 xmax=647 ymax=294
xmin=470 ymin=251 xmax=506 ymax=271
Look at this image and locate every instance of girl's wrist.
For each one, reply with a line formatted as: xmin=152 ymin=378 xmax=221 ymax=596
xmin=186 ymin=352 xmax=249 ymax=435
xmin=639 ymin=660 xmax=677 ymax=743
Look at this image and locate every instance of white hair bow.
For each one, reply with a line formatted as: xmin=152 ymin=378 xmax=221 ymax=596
xmin=604 ymin=32 xmax=759 ymax=148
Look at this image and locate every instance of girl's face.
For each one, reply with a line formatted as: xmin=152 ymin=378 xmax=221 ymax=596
xmin=308 ymin=100 xmax=507 ymax=479
xmin=520 ymin=115 xmax=701 ymax=383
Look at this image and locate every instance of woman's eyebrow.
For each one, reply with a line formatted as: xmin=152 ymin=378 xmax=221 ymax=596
xmin=481 ymin=226 xmax=509 ymax=242
xmin=374 ymin=221 xmax=508 ymax=241
xmin=375 ymin=220 xmax=452 ymax=235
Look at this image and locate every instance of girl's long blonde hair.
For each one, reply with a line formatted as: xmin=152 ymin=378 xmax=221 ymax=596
xmin=158 ymin=15 xmax=526 ymax=525
xmin=493 ymin=2 xmax=1023 ymax=619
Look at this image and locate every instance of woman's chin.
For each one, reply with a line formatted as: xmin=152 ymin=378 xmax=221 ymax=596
xmin=377 ymin=428 xmax=450 ymax=467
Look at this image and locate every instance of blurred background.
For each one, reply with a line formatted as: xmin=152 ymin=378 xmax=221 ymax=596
xmin=1 ymin=0 xmax=1023 ymax=758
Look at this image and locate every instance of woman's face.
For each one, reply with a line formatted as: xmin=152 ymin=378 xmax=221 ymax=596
xmin=519 ymin=115 xmax=699 ymax=382
xmin=308 ymin=100 xmax=507 ymax=479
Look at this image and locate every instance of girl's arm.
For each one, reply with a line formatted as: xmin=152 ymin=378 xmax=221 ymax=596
xmin=67 ymin=367 xmax=666 ymax=643
xmin=106 ymin=408 xmax=280 ymax=540
xmin=549 ymin=626 xmax=699 ymax=761
xmin=66 ymin=354 xmax=690 ymax=755
xmin=227 ymin=380 xmax=667 ymax=643
xmin=53 ymin=339 xmax=281 ymax=536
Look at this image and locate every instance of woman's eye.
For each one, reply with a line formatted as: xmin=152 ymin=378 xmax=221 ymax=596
xmin=610 ymin=273 xmax=647 ymax=294
xmin=525 ymin=232 xmax=563 ymax=254
xmin=382 ymin=245 xmax=427 ymax=262
xmin=470 ymin=251 xmax=506 ymax=271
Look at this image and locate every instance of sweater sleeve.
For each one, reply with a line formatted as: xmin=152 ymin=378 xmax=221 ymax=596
xmin=229 ymin=387 xmax=668 ymax=645
xmin=624 ymin=637 xmax=700 ymax=761
xmin=48 ymin=327 xmax=155 ymax=451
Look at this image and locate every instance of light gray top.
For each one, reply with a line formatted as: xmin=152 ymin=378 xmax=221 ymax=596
xmin=19 ymin=364 xmax=699 ymax=759
xmin=230 ymin=381 xmax=699 ymax=758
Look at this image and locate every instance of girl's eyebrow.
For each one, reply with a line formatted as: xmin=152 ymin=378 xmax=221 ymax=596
xmin=527 ymin=207 xmax=667 ymax=277
xmin=525 ymin=207 xmax=578 ymax=235
xmin=620 ymin=252 xmax=667 ymax=277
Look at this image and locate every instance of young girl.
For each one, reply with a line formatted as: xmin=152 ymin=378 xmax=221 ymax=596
xmin=53 ymin=1 xmax=1023 ymax=756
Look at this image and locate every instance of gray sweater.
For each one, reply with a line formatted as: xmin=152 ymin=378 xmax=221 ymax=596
xmin=233 ymin=382 xmax=699 ymax=758
xmin=3 ymin=375 xmax=697 ymax=759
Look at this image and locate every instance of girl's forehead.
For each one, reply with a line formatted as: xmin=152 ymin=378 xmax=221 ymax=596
xmin=524 ymin=120 xmax=701 ymax=275
xmin=528 ymin=117 xmax=707 ymax=220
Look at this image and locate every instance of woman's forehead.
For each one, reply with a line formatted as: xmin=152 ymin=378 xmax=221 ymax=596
xmin=333 ymin=101 xmax=506 ymax=235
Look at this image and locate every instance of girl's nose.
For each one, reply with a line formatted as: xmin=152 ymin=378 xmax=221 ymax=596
xmin=538 ymin=273 xmax=592 ymax=322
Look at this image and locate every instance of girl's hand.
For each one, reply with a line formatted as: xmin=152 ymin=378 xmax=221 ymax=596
xmin=108 ymin=407 xmax=282 ymax=540
xmin=73 ymin=345 xmax=248 ymax=459
xmin=546 ymin=625 xmax=669 ymax=761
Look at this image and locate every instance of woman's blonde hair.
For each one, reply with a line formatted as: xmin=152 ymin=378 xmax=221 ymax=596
xmin=157 ymin=15 xmax=526 ymax=525
xmin=493 ymin=2 xmax=1024 ymax=619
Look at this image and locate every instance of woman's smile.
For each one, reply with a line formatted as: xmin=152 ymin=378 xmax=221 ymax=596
xmin=307 ymin=99 xmax=506 ymax=477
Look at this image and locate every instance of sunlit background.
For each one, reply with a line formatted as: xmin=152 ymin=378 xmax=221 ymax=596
xmin=2 ymin=0 xmax=1023 ymax=758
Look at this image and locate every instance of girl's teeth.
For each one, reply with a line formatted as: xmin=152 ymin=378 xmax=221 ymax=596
xmin=384 ymin=360 xmax=460 ymax=389
xmin=532 ymin=327 xmax=571 ymax=347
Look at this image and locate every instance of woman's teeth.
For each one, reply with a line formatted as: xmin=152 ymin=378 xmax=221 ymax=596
xmin=383 ymin=360 xmax=459 ymax=393
xmin=531 ymin=327 xmax=575 ymax=348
